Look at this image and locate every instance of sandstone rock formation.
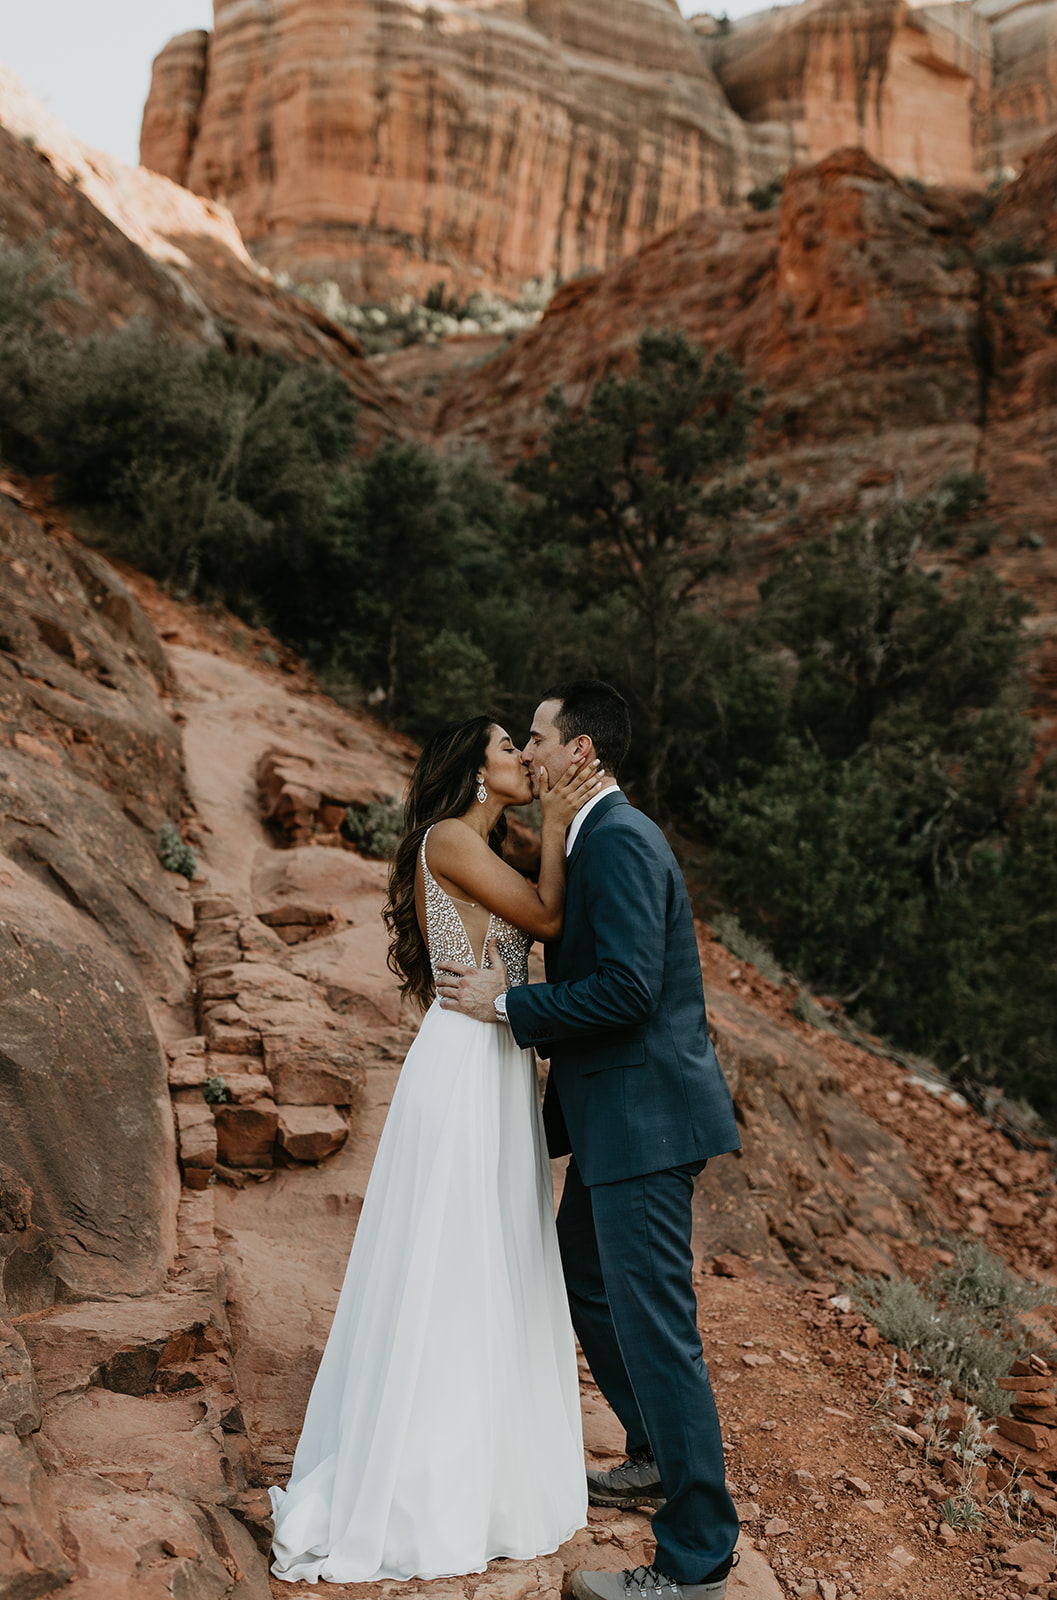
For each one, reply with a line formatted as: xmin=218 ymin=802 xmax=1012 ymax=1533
xmin=139 ymin=0 xmax=775 ymax=300
xmin=138 ymin=0 xmax=1057 ymax=301
xmin=0 ymin=66 xmax=399 ymax=433
xmin=982 ymin=0 xmax=1057 ymax=168
xmin=0 ymin=492 xmax=186 ymax=1301
xmin=703 ymin=0 xmax=994 ymax=186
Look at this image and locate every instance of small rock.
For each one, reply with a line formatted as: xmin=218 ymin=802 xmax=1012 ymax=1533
xmin=788 ymin=1468 xmax=817 ymax=1490
xmin=213 ymin=1099 xmax=279 ymax=1168
xmin=174 ymin=1101 xmax=216 ymax=1175
xmin=712 ymin=1253 xmax=755 ymax=1279
xmin=862 ymin=1499 xmax=886 ymax=1515
xmin=1000 ymin=1539 xmax=1057 ymax=1582
xmin=165 ymin=1036 xmax=207 ymax=1060
xmin=996 ymin=1416 xmax=1052 ymax=1453
xmin=764 ymin=1517 xmax=792 ymax=1537
xmin=735 ymin=1501 xmax=761 ymax=1522
xmin=162 ymin=1540 xmax=199 ymax=1559
xmin=276 ymin=1105 xmax=349 ymax=1163
xmin=759 ymin=1420 xmax=778 ymax=1431
xmin=742 ymin=1353 xmax=775 ymax=1368
xmin=937 ymin=1521 xmax=958 ymax=1546
xmin=844 ymin=1476 xmax=872 ymax=1497
xmin=888 ymin=1546 xmax=916 ymax=1569
xmin=194 ymin=894 xmax=240 ymax=921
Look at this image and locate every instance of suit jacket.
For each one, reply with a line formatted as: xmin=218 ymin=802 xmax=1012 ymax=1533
xmin=505 ymin=790 xmax=740 ymax=1186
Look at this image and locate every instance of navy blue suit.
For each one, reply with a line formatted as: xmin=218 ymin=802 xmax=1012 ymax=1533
xmin=506 ymin=790 xmax=741 ymax=1580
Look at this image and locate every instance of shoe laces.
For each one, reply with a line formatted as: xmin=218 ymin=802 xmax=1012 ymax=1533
xmin=622 ymin=1566 xmax=679 ymax=1598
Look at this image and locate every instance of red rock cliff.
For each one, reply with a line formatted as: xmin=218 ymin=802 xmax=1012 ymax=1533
xmin=139 ymin=1 xmax=1057 ymax=302
xmin=139 ymin=0 xmax=774 ymax=300
xmin=703 ymin=0 xmax=994 ymax=186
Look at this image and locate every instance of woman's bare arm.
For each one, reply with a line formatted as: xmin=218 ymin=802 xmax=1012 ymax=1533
xmin=425 ymin=760 xmax=599 ymax=940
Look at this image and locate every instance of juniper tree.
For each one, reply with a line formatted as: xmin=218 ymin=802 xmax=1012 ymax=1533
xmin=515 ymin=329 xmax=776 ymax=816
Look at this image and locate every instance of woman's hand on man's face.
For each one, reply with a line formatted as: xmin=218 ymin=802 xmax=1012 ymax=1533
xmin=539 ymin=756 xmax=602 ymax=830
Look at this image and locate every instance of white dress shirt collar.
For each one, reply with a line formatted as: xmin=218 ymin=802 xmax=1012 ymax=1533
xmin=566 ymin=783 xmax=621 ymax=857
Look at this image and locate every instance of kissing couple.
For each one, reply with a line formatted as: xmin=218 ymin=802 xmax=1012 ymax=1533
xmin=269 ymin=680 xmax=742 ymax=1599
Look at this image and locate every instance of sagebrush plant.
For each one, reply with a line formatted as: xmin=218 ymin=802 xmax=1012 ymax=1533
xmin=158 ymin=822 xmax=197 ymax=880
xmin=712 ymin=913 xmax=784 ymax=985
xmin=343 ymin=800 xmax=404 ymax=861
xmin=203 ymin=1075 xmax=231 ymax=1105
xmin=851 ymin=1240 xmax=1055 ymax=1415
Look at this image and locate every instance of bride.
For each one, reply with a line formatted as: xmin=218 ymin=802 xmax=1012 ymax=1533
xmin=269 ymin=715 xmax=600 ymax=1585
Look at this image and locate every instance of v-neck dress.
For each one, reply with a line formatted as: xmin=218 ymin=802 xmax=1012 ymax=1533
xmin=269 ymin=827 xmax=586 ymax=1583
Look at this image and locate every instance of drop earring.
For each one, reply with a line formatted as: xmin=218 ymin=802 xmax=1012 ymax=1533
xmin=476 ymin=778 xmax=487 ymax=804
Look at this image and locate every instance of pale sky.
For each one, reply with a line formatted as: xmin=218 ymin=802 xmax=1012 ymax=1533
xmin=0 ymin=0 xmax=791 ymax=169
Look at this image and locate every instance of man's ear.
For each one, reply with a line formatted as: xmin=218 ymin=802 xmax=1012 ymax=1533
xmin=574 ymin=734 xmax=595 ymax=761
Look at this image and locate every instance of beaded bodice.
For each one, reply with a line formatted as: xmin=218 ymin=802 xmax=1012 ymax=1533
xmin=421 ymin=826 xmax=528 ymax=990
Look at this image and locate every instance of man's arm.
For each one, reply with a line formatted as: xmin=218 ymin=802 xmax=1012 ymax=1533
xmin=506 ymin=826 xmax=666 ymax=1048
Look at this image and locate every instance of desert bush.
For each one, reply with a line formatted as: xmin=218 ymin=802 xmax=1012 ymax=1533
xmin=852 ymin=1241 xmax=1054 ymax=1415
xmin=0 ymin=232 xmax=75 ymax=462
xmin=977 ymin=234 xmax=1042 ymax=272
xmin=747 ymin=175 xmax=784 ymax=211
xmin=158 ymin=822 xmax=197 ymax=879
xmin=712 ymin=913 xmax=784 ymax=985
xmin=342 ymin=799 xmax=405 ymax=859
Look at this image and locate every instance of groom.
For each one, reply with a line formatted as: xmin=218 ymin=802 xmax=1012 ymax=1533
xmin=436 ymin=680 xmax=742 ymax=1600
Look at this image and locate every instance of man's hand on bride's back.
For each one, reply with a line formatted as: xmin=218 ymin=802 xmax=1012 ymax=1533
xmin=540 ymin=757 xmax=602 ymax=832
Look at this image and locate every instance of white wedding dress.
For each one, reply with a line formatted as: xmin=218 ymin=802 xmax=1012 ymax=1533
xmin=269 ymin=828 xmax=587 ymax=1584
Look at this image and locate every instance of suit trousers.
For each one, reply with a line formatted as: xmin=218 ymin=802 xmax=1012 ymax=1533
xmin=556 ymin=1157 xmax=740 ymax=1581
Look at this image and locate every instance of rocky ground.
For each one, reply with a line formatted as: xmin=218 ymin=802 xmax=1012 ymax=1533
xmin=3 ymin=495 xmax=1057 ymax=1600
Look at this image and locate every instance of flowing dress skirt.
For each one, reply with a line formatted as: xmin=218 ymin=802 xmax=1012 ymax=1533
xmin=269 ymin=1001 xmax=587 ymax=1583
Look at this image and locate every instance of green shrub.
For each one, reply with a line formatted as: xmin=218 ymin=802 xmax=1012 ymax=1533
xmin=204 ymin=1075 xmax=231 ymax=1105
xmin=0 ymin=232 xmax=74 ymax=463
xmin=158 ymin=821 xmax=197 ymax=879
xmin=852 ymin=1241 xmax=1054 ymax=1415
xmin=977 ymin=234 xmax=1042 ymax=272
xmin=712 ymin=913 xmax=784 ymax=985
xmin=342 ymin=799 xmax=404 ymax=860
xmin=747 ymin=175 xmax=785 ymax=212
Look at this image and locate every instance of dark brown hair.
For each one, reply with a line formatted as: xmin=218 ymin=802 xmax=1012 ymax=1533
xmin=542 ymin=678 xmax=631 ymax=777
xmin=384 ymin=716 xmax=507 ymax=1009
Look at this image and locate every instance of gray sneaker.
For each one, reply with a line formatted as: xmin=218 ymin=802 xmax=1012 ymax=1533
xmin=586 ymin=1447 xmax=665 ymax=1510
xmin=570 ymin=1560 xmax=736 ymax=1600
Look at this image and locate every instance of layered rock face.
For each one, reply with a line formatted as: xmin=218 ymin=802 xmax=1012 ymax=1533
xmin=0 ymin=494 xmax=186 ymax=1304
xmin=704 ymin=0 xmax=994 ymax=185
xmin=139 ymin=0 xmax=774 ymax=299
xmin=139 ymin=0 xmax=1057 ymax=300
xmin=982 ymin=0 xmax=1057 ymax=167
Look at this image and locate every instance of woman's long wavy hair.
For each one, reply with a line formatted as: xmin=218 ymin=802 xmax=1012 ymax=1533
xmin=385 ymin=715 xmax=508 ymax=1010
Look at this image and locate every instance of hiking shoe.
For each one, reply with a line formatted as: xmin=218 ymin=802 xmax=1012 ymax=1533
xmin=570 ymin=1557 xmax=738 ymax=1600
xmin=586 ymin=1447 xmax=665 ymax=1510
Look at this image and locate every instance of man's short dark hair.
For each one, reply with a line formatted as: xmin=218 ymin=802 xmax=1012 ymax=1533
xmin=542 ymin=679 xmax=631 ymax=777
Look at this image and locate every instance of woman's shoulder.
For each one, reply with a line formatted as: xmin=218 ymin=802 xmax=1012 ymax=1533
xmin=422 ymin=816 xmax=480 ymax=859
